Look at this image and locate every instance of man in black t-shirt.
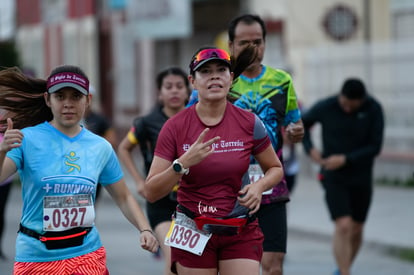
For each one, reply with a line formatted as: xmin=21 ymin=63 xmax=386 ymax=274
xmin=302 ymin=78 xmax=384 ymax=275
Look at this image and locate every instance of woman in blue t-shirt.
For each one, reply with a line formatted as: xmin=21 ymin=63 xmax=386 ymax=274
xmin=0 ymin=65 xmax=158 ymax=274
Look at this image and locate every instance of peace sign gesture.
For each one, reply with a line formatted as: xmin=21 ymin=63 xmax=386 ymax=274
xmin=179 ymin=128 xmax=220 ymax=168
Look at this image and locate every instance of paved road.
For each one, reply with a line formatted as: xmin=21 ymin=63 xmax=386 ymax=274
xmin=1 ymin=178 xmax=413 ymax=274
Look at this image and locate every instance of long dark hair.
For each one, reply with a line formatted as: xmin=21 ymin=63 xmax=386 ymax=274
xmin=230 ymin=44 xmax=257 ymax=79
xmin=0 ymin=65 xmax=88 ymax=132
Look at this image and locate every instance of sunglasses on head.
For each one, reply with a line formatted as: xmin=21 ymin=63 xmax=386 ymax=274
xmin=194 ymin=48 xmax=231 ymax=62
xmin=190 ymin=48 xmax=231 ymax=72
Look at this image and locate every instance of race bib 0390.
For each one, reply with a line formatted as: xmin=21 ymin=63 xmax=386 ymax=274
xmin=165 ymin=212 xmax=211 ymax=255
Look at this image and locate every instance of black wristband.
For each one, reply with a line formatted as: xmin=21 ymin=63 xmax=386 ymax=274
xmin=140 ymin=229 xmax=153 ymax=234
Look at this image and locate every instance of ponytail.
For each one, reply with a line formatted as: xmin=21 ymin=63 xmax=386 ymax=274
xmin=0 ymin=65 xmax=89 ymax=132
xmin=0 ymin=67 xmax=50 ymax=132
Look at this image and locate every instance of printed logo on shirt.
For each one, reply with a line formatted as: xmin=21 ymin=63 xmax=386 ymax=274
xmin=182 ymin=140 xmax=245 ymax=154
xmin=43 ymin=183 xmax=94 ymax=194
xmin=42 ymin=176 xmax=96 ymax=194
xmin=212 ymin=140 xmax=245 ymax=153
xmin=64 ymin=151 xmax=81 ymax=173
xmin=198 ymin=201 xmax=218 ymax=215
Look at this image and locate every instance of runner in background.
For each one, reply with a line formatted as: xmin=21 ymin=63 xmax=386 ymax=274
xmin=302 ymin=78 xmax=384 ymax=275
xmin=228 ymin=14 xmax=304 ymax=275
xmin=118 ymin=67 xmax=190 ymax=275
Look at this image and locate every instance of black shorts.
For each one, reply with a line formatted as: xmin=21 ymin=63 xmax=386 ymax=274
xmin=257 ymin=201 xmax=287 ymax=253
xmin=146 ymin=195 xmax=177 ymax=229
xmin=321 ymin=180 xmax=372 ymax=223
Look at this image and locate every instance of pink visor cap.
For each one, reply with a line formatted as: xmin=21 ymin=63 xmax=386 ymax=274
xmin=47 ymin=72 xmax=89 ymax=95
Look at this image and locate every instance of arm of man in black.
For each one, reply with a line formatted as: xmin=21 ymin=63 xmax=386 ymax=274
xmin=344 ymin=97 xmax=385 ymax=165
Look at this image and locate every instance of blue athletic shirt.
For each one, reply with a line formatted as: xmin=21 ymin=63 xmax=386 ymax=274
xmin=6 ymin=122 xmax=123 ymax=262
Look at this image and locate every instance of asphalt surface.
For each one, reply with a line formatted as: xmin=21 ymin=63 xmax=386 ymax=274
xmin=1 ymin=170 xmax=414 ymax=274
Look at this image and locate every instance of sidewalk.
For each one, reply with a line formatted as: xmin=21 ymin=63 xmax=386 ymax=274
xmin=288 ymin=171 xmax=414 ymax=250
